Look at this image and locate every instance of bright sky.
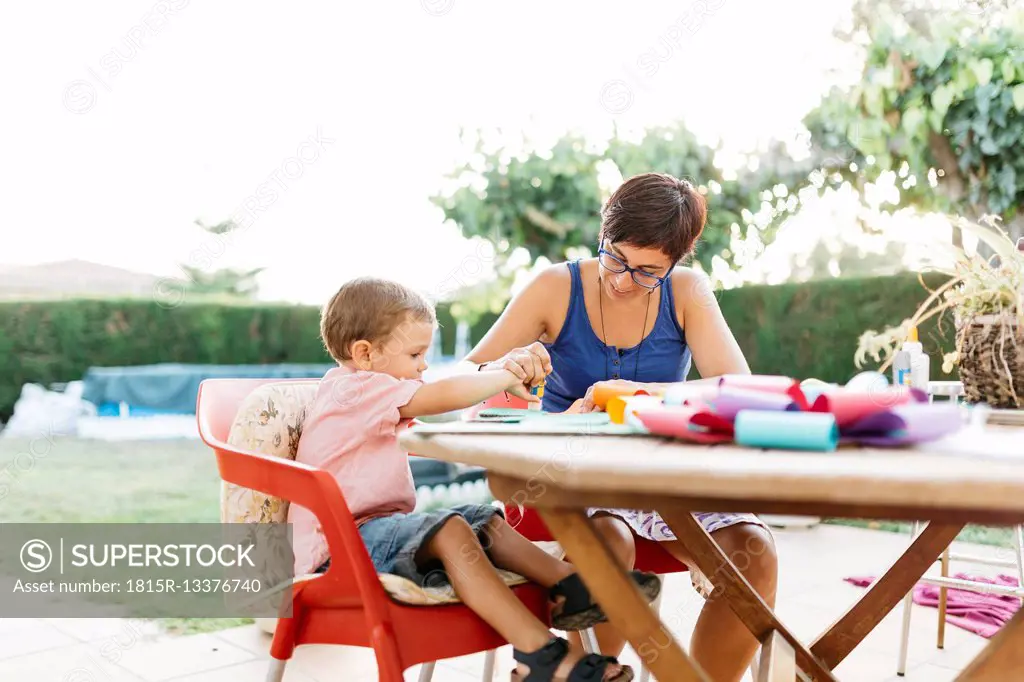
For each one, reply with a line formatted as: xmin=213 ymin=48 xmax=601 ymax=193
xmin=4 ymin=0 xmax=870 ymax=304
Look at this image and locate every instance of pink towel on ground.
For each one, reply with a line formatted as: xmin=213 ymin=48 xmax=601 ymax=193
xmin=844 ymin=574 xmax=1021 ymax=638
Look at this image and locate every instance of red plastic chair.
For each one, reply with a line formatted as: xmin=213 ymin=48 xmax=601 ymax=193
xmin=507 ymin=499 xmax=692 ymax=679
xmin=475 ymin=390 xmax=760 ymax=680
xmin=505 ymin=504 xmax=684 ymax=682
xmin=468 ymin=392 xmax=687 ymax=567
xmin=197 ymin=378 xmax=549 ymax=682
xmin=505 ymin=504 xmax=687 ymax=574
xmin=462 ymin=387 xmax=532 ymax=420
xmin=469 ymin=390 xmax=688 ymax=571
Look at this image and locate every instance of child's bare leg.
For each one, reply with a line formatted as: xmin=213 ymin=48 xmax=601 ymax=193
xmin=482 ymin=513 xmax=635 ymax=658
xmin=477 ymin=514 xmax=575 ymax=586
xmin=567 ymin=515 xmax=635 ymax=658
xmin=419 ymin=516 xmax=626 ymax=680
xmin=661 ymin=523 xmax=778 ymax=682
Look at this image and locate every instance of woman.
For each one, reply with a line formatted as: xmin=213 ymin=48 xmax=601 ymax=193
xmin=464 ymin=172 xmax=777 ymax=682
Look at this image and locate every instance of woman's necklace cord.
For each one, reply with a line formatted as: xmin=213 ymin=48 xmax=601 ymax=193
xmin=597 ymin=273 xmax=652 ymax=383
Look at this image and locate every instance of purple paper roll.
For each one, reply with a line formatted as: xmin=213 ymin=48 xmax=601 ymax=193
xmin=845 ymin=403 xmax=963 ymax=445
xmin=711 ymin=387 xmax=800 ymax=420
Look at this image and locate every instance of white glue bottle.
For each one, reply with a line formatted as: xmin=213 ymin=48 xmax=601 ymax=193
xmin=892 ymin=326 xmax=929 ymax=389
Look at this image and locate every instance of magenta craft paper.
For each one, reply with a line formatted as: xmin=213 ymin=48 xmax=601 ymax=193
xmin=633 ymin=405 xmax=734 ymax=445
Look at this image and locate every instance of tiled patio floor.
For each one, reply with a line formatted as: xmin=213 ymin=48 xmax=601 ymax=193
xmin=0 ymin=524 xmax=1008 ymax=681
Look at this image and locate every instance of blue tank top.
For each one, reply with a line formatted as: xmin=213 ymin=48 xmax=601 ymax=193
xmin=542 ymin=260 xmax=692 ymax=412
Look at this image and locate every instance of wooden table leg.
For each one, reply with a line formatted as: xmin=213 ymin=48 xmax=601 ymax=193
xmin=956 ymin=606 xmax=1024 ymax=680
xmin=658 ymin=508 xmax=837 ymax=682
xmin=537 ymin=508 xmax=711 ymax=682
xmin=811 ymin=522 xmax=964 ymax=669
xmin=758 ymin=631 xmax=796 ymax=682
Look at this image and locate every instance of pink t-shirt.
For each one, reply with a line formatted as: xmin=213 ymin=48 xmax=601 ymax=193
xmin=289 ymin=365 xmax=423 ymax=576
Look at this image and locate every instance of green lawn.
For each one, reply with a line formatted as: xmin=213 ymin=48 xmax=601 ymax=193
xmin=0 ymin=437 xmax=220 ymax=523
xmin=0 ymin=437 xmax=235 ymax=635
xmin=824 ymin=519 xmax=1016 ymax=547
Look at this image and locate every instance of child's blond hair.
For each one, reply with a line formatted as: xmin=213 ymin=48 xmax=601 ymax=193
xmin=320 ymin=277 xmax=436 ymax=362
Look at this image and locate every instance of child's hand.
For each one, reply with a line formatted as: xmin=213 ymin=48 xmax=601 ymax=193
xmin=480 ymin=342 xmax=552 ymax=387
xmin=503 ymin=370 xmax=541 ymax=405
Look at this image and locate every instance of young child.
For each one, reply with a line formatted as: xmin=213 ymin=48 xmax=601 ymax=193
xmin=289 ymin=277 xmax=660 ymax=682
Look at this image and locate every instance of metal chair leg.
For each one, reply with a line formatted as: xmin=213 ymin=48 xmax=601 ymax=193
xmin=581 ymin=628 xmax=601 ymax=655
xmin=1014 ymin=524 xmax=1024 ymax=607
xmin=896 ymin=521 xmax=921 ymax=676
xmin=637 ymin=575 xmax=664 ymax=682
xmin=481 ymin=649 xmax=496 ymax=682
xmin=748 ymin=645 xmax=760 ymax=681
xmin=265 ymin=658 xmax=286 ymax=682
xmin=417 ymin=661 xmax=436 ymax=682
xmin=896 ymin=588 xmax=914 ymax=676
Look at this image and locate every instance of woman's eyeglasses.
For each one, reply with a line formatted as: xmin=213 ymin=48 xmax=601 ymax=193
xmin=597 ymin=242 xmax=668 ymax=290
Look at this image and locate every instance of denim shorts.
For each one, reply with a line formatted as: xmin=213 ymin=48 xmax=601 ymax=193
xmin=316 ymin=503 xmax=501 ymax=589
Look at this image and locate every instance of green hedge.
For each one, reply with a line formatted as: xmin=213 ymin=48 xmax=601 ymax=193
xmin=0 ymin=299 xmax=330 ymax=420
xmin=717 ymin=271 xmax=956 ymax=383
xmin=0 ymin=273 xmax=956 ymax=420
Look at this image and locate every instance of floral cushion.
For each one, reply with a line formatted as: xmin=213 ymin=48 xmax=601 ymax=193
xmin=221 ymin=382 xmax=315 ymax=524
xmin=221 ymin=381 xmax=566 ymax=608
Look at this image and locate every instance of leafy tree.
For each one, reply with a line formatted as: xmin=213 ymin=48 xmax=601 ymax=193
xmin=431 ymin=122 xmax=815 ymax=320
xmin=804 ymin=2 xmax=1024 ymax=242
xmin=606 ymin=127 xmax=813 ymax=272
xmin=432 ymin=2 xmax=1024 ymax=322
xmin=179 ymin=219 xmax=264 ymax=298
xmin=435 ymin=131 xmax=605 ymax=268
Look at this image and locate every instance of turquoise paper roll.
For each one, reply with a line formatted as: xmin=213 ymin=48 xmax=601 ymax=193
xmin=734 ymin=410 xmax=839 ymax=452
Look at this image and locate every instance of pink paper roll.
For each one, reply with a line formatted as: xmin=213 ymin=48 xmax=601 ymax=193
xmin=634 ymin=406 xmax=734 ymax=444
xmin=811 ymin=387 xmax=924 ymax=428
xmin=662 ymin=383 xmax=721 ymax=407
xmin=718 ymin=375 xmax=810 ymax=410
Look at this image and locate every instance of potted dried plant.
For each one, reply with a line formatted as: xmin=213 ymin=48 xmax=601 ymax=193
xmin=855 ymin=216 xmax=1024 ymax=408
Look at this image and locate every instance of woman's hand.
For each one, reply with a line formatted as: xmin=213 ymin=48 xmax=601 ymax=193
xmin=564 ymin=399 xmax=586 ymax=414
xmin=478 ymin=342 xmax=552 ymax=387
xmin=578 ymin=379 xmax=644 ymax=413
xmin=501 ymin=370 xmax=541 ymax=405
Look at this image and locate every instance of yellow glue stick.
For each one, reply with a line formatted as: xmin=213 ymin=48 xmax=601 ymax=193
xmin=528 ymin=380 xmax=545 ymax=411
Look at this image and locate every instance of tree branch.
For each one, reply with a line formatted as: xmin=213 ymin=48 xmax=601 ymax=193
xmin=522 ymin=205 xmax=569 ymax=238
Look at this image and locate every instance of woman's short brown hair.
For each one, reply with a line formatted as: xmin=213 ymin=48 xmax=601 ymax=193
xmin=600 ymin=172 xmax=707 ymax=264
xmin=320 ymin=277 xmax=436 ymax=362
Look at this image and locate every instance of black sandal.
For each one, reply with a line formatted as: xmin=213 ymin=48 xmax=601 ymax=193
xmin=549 ymin=571 xmax=661 ymax=631
xmin=512 ymin=636 xmax=633 ymax=682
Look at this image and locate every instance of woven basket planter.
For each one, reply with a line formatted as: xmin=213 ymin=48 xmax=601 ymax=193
xmin=957 ymin=313 xmax=1024 ymax=409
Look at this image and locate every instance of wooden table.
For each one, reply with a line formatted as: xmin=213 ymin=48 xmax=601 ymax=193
xmin=399 ymin=424 xmax=1024 ymax=681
